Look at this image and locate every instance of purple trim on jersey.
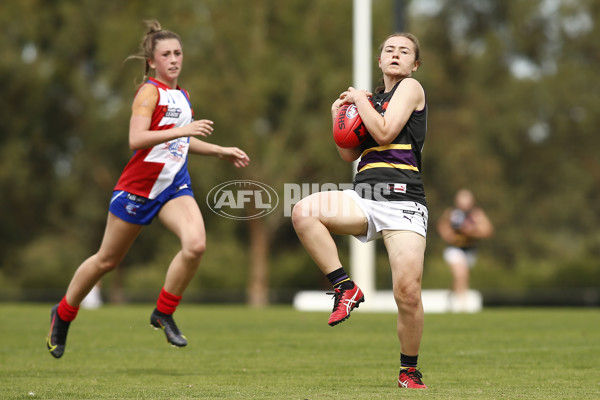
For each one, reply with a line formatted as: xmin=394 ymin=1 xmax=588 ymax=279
xmin=357 ymin=149 xmax=417 ymax=171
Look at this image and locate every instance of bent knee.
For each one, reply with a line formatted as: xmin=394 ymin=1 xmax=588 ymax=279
xmin=291 ymin=201 xmax=308 ymax=228
xmin=183 ymin=239 xmax=206 ymax=260
xmin=292 ymin=199 xmax=319 ymax=228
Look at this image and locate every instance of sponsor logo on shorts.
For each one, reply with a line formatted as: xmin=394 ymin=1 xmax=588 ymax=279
xmin=389 ymin=183 xmax=407 ymax=193
xmin=125 ymin=202 xmax=141 ymax=215
xmin=126 ymin=193 xmax=147 ymax=204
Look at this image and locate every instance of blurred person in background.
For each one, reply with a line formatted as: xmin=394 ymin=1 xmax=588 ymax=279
xmin=437 ymin=189 xmax=494 ymax=312
xmin=46 ymin=19 xmax=250 ymax=359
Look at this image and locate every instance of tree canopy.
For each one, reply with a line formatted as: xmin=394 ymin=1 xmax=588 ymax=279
xmin=1 ymin=0 xmax=598 ymax=302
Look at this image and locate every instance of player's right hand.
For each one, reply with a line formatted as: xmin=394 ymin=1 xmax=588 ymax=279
xmin=185 ymin=119 xmax=214 ymax=137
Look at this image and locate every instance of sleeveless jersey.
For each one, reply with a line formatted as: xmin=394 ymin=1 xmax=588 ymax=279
xmin=114 ymin=77 xmax=194 ymax=200
xmin=448 ymin=209 xmax=479 ymax=248
xmin=354 ymin=80 xmax=427 ymax=206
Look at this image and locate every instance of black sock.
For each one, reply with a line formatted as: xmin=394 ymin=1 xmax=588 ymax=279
xmin=326 ymin=267 xmax=354 ymax=290
xmin=400 ymin=353 xmax=418 ymax=370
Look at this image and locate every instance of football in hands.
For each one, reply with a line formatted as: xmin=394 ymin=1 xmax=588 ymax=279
xmin=333 ymin=103 xmax=370 ymax=148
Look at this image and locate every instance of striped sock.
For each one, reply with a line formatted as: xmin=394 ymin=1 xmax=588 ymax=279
xmin=57 ymin=296 xmax=79 ymax=322
xmin=400 ymin=353 xmax=419 ymax=370
xmin=156 ymin=287 xmax=182 ymax=315
xmin=326 ymin=267 xmax=354 ymax=290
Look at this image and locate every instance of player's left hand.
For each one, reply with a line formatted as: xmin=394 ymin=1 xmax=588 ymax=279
xmin=219 ymin=147 xmax=251 ymax=168
xmin=344 ymin=87 xmax=372 ymax=104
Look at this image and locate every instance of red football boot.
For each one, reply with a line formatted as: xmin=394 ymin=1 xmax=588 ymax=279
xmin=398 ymin=368 xmax=428 ymax=389
xmin=327 ymin=285 xmax=364 ymax=326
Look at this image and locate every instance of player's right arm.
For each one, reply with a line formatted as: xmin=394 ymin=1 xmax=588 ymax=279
xmin=128 ymin=84 xmax=214 ymax=150
xmin=437 ymin=208 xmax=459 ymax=244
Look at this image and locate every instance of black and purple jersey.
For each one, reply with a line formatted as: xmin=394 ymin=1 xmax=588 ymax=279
xmin=354 ymin=80 xmax=427 ymax=206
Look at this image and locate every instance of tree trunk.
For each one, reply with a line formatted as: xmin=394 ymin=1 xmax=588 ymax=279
xmin=247 ymin=215 xmax=270 ymax=307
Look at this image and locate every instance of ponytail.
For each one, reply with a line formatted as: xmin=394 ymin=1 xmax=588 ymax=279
xmin=124 ymin=20 xmax=182 ymax=83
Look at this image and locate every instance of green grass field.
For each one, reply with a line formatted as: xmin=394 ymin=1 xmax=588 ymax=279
xmin=1 ymin=304 xmax=598 ymax=399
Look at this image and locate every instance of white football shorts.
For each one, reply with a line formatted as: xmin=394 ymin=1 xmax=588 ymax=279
xmin=343 ymin=189 xmax=428 ymax=243
xmin=443 ymin=246 xmax=478 ymax=268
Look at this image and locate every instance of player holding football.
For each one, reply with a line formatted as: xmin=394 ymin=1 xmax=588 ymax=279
xmin=46 ymin=20 xmax=250 ymax=358
xmin=437 ymin=189 xmax=494 ymax=312
xmin=292 ymin=33 xmax=429 ymax=389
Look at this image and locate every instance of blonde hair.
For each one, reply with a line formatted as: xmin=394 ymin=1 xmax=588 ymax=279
xmin=126 ymin=20 xmax=182 ymax=82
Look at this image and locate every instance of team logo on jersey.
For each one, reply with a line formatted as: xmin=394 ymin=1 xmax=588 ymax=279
xmin=164 ymin=107 xmax=182 ymax=118
xmin=376 ymin=101 xmax=389 ymax=116
xmin=163 ymin=137 xmax=186 ymax=161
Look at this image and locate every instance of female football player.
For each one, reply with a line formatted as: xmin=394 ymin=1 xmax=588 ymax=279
xmin=292 ymin=33 xmax=429 ymax=389
xmin=47 ymin=19 xmax=250 ymax=358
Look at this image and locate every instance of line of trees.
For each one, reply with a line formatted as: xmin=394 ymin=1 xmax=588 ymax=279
xmin=1 ymin=0 xmax=598 ymax=304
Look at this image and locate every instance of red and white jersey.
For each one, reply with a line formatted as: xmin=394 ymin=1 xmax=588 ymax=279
xmin=114 ymin=78 xmax=194 ymax=200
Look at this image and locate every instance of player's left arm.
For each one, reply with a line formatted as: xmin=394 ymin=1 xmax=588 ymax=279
xmin=188 ymin=137 xmax=250 ymax=168
xmin=355 ymin=78 xmax=425 ymax=146
xmin=336 ymin=146 xmax=362 ymax=162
